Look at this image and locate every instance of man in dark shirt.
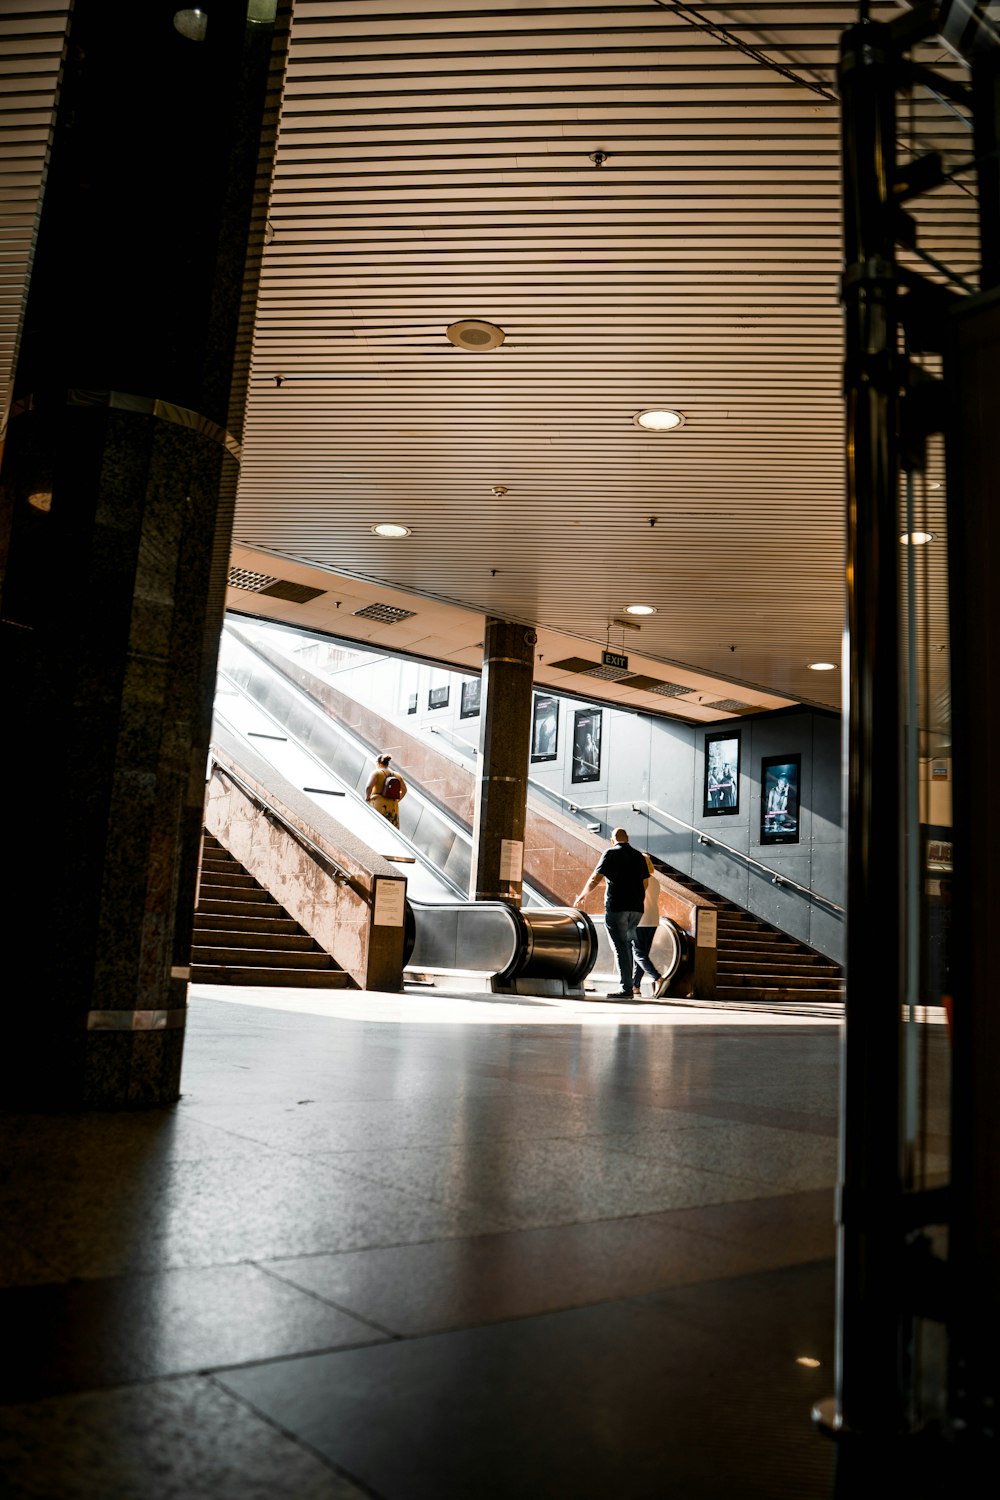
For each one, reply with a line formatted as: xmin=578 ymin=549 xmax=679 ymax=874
xmin=574 ymin=827 xmax=650 ymax=999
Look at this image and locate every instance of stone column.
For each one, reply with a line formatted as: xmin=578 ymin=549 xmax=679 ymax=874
xmin=0 ymin=1 xmax=289 ymax=1107
xmin=470 ymin=618 xmax=536 ymax=904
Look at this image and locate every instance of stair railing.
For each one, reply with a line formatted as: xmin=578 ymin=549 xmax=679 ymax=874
xmin=430 ymin=725 xmax=588 ymax=818
xmin=208 ymin=756 xmax=355 ymax=887
xmin=626 ymin=797 xmax=845 ymax=917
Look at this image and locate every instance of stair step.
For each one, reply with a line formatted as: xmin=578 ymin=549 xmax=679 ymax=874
xmin=192 ymin=927 xmax=319 ymax=953
xmin=193 ymin=912 xmax=300 ymax=935
xmin=190 ymin=964 xmax=350 ymax=989
xmin=191 ymin=944 xmax=334 ymax=969
xmin=198 ymin=897 xmax=284 ymax=918
xmin=718 ymin=937 xmax=801 ymax=952
xmin=715 ymin=984 xmax=845 ymax=1002
xmin=719 ymin=954 xmax=845 ymax=978
xmin=716 ymin=971 xmax=844 ymax=989
xmin=199 ymin=871 xmax=261 ymax=890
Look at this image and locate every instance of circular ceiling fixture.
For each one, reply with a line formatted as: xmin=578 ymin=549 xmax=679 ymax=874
xmin=624 ymin=604 xmax=656 ymax=616
xmin=633 ymin=409 xmax=685 ymax=431
xmin=446 ymin=319 xmax=505 ymax=351
xmin=173 ymin=8 xmax=208 ymax=41
xmin=808 ymin=661 xmax=838 ymax=671
xmin=371 ymin=523 xmax=411 ymax=538
xmin=900 ymin=530 xmax=934 ymax=545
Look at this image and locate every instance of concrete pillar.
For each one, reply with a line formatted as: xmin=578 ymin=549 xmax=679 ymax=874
xmin=470 ymin=618 xmax=536 ymax=904
xmin=0 ymin=1 xmax=289 ymax=1107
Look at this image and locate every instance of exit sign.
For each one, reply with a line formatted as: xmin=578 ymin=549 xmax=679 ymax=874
xmin=602 ymin=650 xmax=629 ymax=670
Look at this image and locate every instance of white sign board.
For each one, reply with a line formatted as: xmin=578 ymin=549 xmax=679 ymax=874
xmin=499 ymin=838 xmax=524 ymax=882
xmin=696 ymin=908 xmax=717 ymax=947
xmin=373 ymin=877 xmax=406 ymax=927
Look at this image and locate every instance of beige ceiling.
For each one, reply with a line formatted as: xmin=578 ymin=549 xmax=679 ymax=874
xmin=3 ymin=3 xmax=970 ymax=726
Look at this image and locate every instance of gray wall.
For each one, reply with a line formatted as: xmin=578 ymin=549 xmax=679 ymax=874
xmin=525 ymin=699 xmax=845 ymax=964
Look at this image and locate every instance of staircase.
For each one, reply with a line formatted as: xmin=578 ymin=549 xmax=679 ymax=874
xmin=662 ymin=866 xmax=844 ymax=1005
xmin=192 ymin=833 xmax=349 ymax=988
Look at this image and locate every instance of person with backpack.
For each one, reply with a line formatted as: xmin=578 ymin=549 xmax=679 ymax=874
xmin=366 ymin=752 xmax=407 ymax=828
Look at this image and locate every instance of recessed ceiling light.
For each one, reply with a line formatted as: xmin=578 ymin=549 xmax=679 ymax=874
xmin=624 ymin=604 xmax=656 ymax=615
xmin=371 ymin=523 xmax=411 ymax=538
xmin=633 ymin=409 xmax=685 ymax=431
xmin=900 ymin=530 xmax=934 ymax=545
xmin=446 ymin=319 xmax=505 ymax=351
xmin=808 ymin=661 xmax=838 ymax=671
xmin=173 ymin=8 xmax=208 ymax=41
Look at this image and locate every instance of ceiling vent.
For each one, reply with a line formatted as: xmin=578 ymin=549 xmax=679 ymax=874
xmin=446 ymin=318 xmax=505 ymax=351
xmin=228 ymin=567 xmax=280 ymax=592
xmin=582 ymin=663 xmax=635 ymax=683
xmin=624 ymin=677 xmax=694 ymax=697
xmin=353 ymin=602 xmax=417 ymax=624
xmin=706 ymin=699 xmax=753 ymax=713
xmin=257 ymin=580 xmax=327 ymax=604
xmin=226 ymin=569 xmax=325 ymax=605
xmin=549 ymin=656 xmax=603 ymax=673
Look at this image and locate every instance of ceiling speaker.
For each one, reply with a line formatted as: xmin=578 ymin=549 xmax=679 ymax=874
xmin=446 ymin=319 xmax=505 ymax=351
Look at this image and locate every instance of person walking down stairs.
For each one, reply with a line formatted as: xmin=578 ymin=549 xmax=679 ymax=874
xmin=366 ymin=752 xmax=407 ymax=829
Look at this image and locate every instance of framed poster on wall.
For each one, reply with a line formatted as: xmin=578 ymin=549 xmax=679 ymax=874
xmin=760 ymin=754 xmax=801 ymax=844
xmin=460 ymin=679 xmax=481 ymax=718
xmin=530 ymin=693 xmax=559 ymax=761
xmin=571 ymin=708 xmax=602 ymax=783
xmin=428 ymin=685 xmax=450 ymax=710
xmin=703 ymin=731 xmax=740 ymax=816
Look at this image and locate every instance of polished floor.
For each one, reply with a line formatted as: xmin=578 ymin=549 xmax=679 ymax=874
xmin=0 ymin=987 xmax=846 ymax=1498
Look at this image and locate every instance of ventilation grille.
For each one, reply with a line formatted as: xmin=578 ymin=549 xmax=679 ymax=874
xmin=353 ymin=602 xmax=417 ymax=623
xmin=582 ymin=663 xmax=634 ymax=682
xmin=624 ymin=676 xmax=693 ymax=697
xmin=548 ymin=657 xmax=599 ymax=673
xmin=706 ymin=699 xmax=753 ymax=713
xmin=228 ymin=567 xmax=279 ymax=592
xmin=258 ymin=580 xmax=326 ymax=604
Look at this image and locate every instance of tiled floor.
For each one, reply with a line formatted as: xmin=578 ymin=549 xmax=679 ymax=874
xmin=0 ymin=987 xmax=846 ymax=1498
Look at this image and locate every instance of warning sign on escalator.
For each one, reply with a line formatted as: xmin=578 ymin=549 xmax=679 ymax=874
xmin=373 ymin=877 xmax=406 ymax=927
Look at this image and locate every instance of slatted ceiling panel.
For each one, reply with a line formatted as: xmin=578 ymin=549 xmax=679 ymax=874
xmin=0 ymin=2 xmax=70 ymax=438
xmin=0 ymin=7 xmax=961 ymax=727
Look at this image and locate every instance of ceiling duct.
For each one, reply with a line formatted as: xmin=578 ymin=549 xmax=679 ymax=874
xmin=228 ymin=567 xmax=280 ymax=592
xmin=353 ymin=602 xmax=417 ymax=624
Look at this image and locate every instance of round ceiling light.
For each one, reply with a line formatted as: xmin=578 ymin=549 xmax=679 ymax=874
xmin=173 ymin=8 xmax=208 ymax=41
xmin=633 ymin=409 xmax=685 ymax=431
xmin=446 ymin=319 xmax=505 ymax=351
xmin=624 ymin=604 xmax=656 ymax=616
xmin=371 ymin=523 xmax=411 ymax=538
xmin=808 ymin=661 xmax=838 ymax=671
xmin=900 ymin=530 xmax=935 ymax=545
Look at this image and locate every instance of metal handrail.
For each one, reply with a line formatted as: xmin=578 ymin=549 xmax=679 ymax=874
xmin=208 ymin=755 xmax=356 ymax=886
xmin=631 ymin=798 xmax=845 ymax=917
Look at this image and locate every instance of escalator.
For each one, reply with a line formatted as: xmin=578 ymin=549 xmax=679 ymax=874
xmin=215 ymin=623 xmax=549 ymax=907
xmin=210 ymin=628 xmax=615 ymax=992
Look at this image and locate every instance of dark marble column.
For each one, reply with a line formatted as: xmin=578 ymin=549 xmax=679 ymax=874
xmin=0 ymin=1 xmax=289 ymax=1107
xmin=470 ymin=618 xmax=536 ymax=905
